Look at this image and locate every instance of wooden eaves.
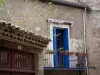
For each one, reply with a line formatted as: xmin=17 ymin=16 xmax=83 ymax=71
xmin=0 ymin=21 xmax=50 ymax=53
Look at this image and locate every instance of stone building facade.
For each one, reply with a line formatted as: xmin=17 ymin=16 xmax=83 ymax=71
xmin=81 ymin=0 xmax=100 ymax=75
xmin=1 ymin=0 xmax=100 ymax=75
xmin=65 ymin=0 xmax=100 ymax=75
xmin=0 ymin=0 xmax=88 ymax=52
xmin=55 ymin=0 xmax=100 ymax=75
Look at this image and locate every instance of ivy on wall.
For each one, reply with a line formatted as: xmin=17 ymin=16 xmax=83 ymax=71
xmin=0 ymin=0 xmax=5 ymax=6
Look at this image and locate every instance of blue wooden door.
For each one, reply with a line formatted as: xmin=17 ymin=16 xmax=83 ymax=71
xmin=63 ymin=28 xmax=69 ymax=68
xmin=53 ymin=27 xmax=58 ymax=67
xmin=53 ymin=27 xmax=69 ymax=68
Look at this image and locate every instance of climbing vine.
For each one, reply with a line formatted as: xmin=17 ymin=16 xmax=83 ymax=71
xmin=0 ymin=0 xmax=5 ymax=6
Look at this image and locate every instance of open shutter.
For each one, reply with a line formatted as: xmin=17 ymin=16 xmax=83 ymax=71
xmin=63 ymin=28 xmax=69 ymax=68
xmin=53 ymin=27 xmax=58 ymax=67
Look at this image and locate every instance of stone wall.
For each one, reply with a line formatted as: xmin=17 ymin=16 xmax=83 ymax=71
xmin=0 ymin=0 xmax=87 ymax=75
xmin=77 ymin=0 xmax=100 ymax=75
xmin=3 ymin=0 xmax=85 ymax=52
xmin=87 ymin=7 xmax=100 ymax=75
xmin=0 ymin=0 xmax=84 ymax=39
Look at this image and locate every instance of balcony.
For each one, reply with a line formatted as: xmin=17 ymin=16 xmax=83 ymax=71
xmin=44 ymin=51 xmax=87 ymax=70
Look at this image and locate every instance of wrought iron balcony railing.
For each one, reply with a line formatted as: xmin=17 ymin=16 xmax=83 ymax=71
xmin=44 ymin=51 xmax=87 ymax=70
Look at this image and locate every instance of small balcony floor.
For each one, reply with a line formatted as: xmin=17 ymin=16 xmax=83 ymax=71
xmin=44 ymin=67 xmax=87 ymax=71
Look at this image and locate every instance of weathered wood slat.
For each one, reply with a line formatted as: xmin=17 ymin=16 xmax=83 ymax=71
xmin=0 ymin=68 xmax=35 ymax=73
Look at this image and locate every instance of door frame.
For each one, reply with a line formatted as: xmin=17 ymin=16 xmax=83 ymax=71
xmin=49 ymin=23 xmax=71 ymax=68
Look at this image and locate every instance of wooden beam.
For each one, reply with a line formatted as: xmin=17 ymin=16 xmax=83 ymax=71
xmin=0 ymin=68 xmax=35 ymax=73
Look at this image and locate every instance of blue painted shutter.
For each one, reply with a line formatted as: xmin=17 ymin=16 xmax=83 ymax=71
xmin=63 ymin=28 xmax=69 ymax=68
xmin=53 ymin=27 xmax=58 ymax=67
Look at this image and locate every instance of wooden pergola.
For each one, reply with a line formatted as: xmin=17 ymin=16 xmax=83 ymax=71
xmin=0 ymin=21 xmax=50 ymax=75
